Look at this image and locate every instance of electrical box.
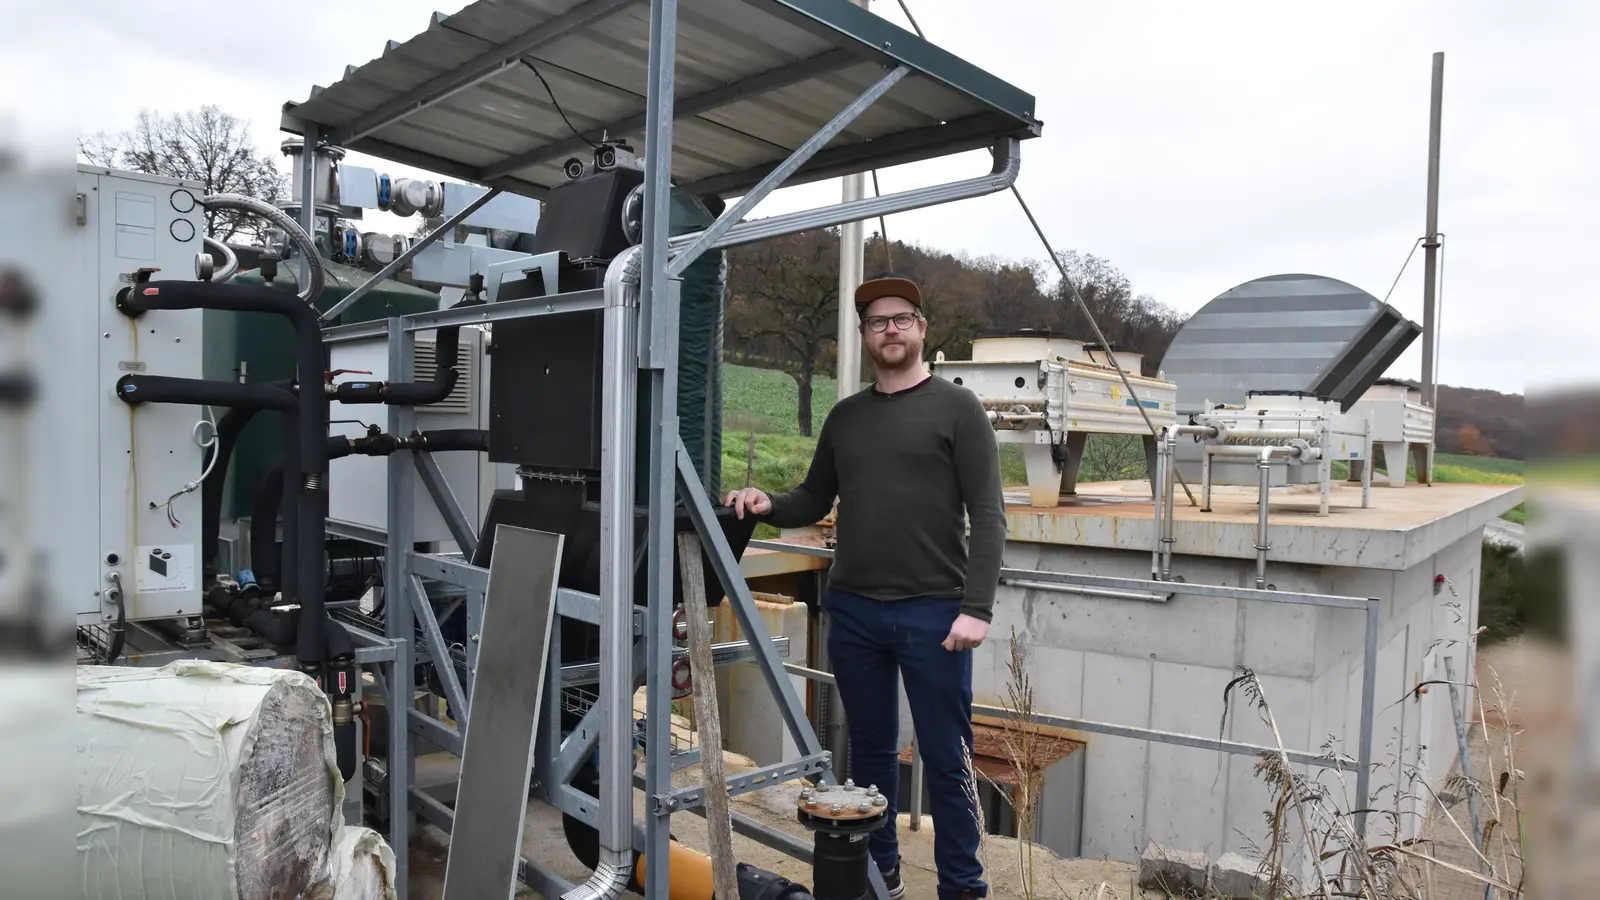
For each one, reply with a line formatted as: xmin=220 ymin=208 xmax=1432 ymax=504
xmin=72 ymin=166 xmax=208 ymax=626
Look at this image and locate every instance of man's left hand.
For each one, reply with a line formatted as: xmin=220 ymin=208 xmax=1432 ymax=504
xmin=942 ymin=614 xmax=989 ymax=652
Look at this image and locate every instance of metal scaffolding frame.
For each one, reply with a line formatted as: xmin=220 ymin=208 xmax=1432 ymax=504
xmin=293 ymin=2 xmax=1039 ymax=896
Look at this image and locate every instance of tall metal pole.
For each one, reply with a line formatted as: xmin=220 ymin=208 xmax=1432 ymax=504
xmin=835 ymin=0 xmax=870 ymax=400
xmin=1420 ymin=52 xmax=1444 ymax=407
xmin=1419 ymin=52 xmax=1444 ymax=485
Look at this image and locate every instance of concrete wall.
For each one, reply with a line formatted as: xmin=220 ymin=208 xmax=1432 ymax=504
xmin=969 ymin=529 xmax=1485 ymax=865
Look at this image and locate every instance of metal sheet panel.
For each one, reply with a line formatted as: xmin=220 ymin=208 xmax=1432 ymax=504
xmin=1157 ymin=274 xmax=1421 ymax=416
xmin=440 ymin=525 xmax=563 ymax=900
xmin=283 ymin=0 xmax=1039 ymax=198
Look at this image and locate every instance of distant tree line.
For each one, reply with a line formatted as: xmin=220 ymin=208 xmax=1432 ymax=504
xmin=1436 ymin=385 xmax=1524 ymax=459
xmin=724 ymin=228 xmax=1185 ymax=435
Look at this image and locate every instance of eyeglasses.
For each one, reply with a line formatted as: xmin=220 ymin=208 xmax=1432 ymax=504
xmin=862 ymin=312 xmax=922 ymax=333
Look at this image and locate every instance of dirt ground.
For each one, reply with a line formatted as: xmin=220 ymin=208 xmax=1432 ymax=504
xmin=404 ymin=748 xmax=1149 ymax=900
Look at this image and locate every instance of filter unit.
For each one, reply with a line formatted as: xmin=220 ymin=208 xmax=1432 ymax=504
xmin=932 ymin=337 xmax=1177 ymax=508
xmin=1346 ymin=378 xmax=1435 ymax=487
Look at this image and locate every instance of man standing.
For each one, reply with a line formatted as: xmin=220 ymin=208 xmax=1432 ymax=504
xmin=725 ymin=274 xmax=1006 ymax=900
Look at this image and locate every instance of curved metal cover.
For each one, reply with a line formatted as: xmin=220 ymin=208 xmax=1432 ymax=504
xmin=1157 ymin=273 xmax=1421 ymax=415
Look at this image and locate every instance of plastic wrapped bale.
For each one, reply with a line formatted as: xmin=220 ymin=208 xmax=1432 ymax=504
xmin=76 ymin=660 xmax=342 ymax=900
xmin=323 ymin=826 xmax=397 ymax=900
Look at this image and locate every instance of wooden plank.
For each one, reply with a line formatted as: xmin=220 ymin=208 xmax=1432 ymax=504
xmin=441 ymin=525 xmax=563 ymax=900
xmin=676 ymin=531 xmax=740 ymax=900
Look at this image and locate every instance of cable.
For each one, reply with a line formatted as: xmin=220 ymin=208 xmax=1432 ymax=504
xmin=886 ymin=0 xmax=1194 ymax=505
xmin=150 ymin=407 xmax=220 ymax=528
xmin=521 ymin=59 xmax=603 ymax=150
xmin=1382 ymin=236 xmax=1425 ymax=306
xmin=870 ymin=169 xmax=893 ymax=270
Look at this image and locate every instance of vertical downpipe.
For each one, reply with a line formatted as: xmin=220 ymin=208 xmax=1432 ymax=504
xmin=1151 ymin=434 xmax=1167 ymax=580
xmin=1255 ymin=447 xmax=1273 ymax=590
xmin=1160 ymin=428 xmax=1178 ymax=579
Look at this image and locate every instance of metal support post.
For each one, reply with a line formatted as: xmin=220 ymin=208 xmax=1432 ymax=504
xmin=321 ymin=188 xmax=504 ymax=322
xmin=299 ymin=124 xmax=319 ymax=292
xmin=383 ymin=319 xmax=418 ymax=899
xmin=414 ymin=451 xmax=479 ymax=558
xmin=635 ymin=2 xmax=681 ymax=897
xmin=1443 ymin=657 xmax=1483 ymax=850
xmin=410 ymin=574 xmax=470 ymax=719
xmin=1355 ymin=597 xmax=1381 ymax=839
xmin=666 ymin=64 xmax=910 ymax=278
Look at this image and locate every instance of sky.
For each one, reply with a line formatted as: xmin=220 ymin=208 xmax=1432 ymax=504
xmin=4 ymin=0 xmax=1593 ymax=396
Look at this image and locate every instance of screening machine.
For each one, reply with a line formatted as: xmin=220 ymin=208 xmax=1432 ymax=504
xmin=931 ymin=332 xmax=1178 ymax=507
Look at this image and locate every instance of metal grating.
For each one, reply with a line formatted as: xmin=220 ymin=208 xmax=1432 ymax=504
xmin=412 ymin=339 xmax=475 ymax=413
xmin=281 ymin=0 xmax=1040 ymax=199
xmin=1157 ymin=273 xmax=1422 ymax=416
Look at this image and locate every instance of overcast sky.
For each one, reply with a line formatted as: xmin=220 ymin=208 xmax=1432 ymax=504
xmin=5 ymin=0 xmax=1592 ymax=396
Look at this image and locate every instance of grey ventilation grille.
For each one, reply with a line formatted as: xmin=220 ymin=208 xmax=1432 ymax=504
xmin=412 ymin=339 xmax=473 ymax=413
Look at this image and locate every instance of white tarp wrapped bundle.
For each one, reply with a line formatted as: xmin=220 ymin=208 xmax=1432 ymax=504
xmin=327 ymin=825 xmax=398 ymax=900
xmin=76 ymin=660 xmax=343 ymax=900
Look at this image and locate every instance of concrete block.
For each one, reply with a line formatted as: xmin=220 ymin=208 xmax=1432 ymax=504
xmin=1137 ymin=842 xmax=1208 ymax=893
xmin=1209 ymin=851 xmax=1286 ymax=898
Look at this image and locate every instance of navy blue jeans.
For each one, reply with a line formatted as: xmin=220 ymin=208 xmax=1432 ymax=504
xmin=825 ymin=588 xmax=987 ymax=900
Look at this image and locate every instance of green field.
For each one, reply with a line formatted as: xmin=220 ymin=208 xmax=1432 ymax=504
xmin=721 ymin=364 xmax=1524 ymax=521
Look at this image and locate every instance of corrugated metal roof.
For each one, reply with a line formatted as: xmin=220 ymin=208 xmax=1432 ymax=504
xmin=282 ymin=0 xmax=1041 ymax=199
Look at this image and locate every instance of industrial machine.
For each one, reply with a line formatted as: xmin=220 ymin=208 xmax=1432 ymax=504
xmin=64 ymin=0 xmax=1050 ymax=897
xmin=931 ymin=331 xmax=1178 ymax=507
xmin=1347 ymin=377 xmax=1436 ymax=487
xmin=1194 ymin=390 xmax=1375 ymax=517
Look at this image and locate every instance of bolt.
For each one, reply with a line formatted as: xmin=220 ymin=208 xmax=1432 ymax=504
xmin=844 ymin=778 xmax=856 ymax=791
xmin=803 ymin=797 xmax=817 ymax=809
xmin=872 ymin=795 xmax=888 ymax=807
xmin=830 ymin=803 xmax=843 ymax=814
xmin=857 ymin=802 xmax=871 ymax=813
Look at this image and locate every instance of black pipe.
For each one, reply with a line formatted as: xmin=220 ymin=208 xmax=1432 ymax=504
xmin=115 ymin=374 xmax=296 ymax=410
xmin=119 ymin=280 xmax=330 ymax=671
xmin=329 ymin=296 xmax=481 ymax=407
xmin=411 ymin=429 xmax=490 ymax=452
xmin=323 ymin=620 xmax=358 ymax=781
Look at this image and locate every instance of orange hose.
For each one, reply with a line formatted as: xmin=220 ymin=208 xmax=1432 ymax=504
xmin=635 ymin=840 xmax=716 ymax=900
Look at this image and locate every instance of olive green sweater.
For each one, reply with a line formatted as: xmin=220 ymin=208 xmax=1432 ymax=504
xmin=762 ymin=374 xmax=1007 ymax=622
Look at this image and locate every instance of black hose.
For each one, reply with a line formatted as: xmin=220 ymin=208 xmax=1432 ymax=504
xmin=329 ymin=296 xmax=481 ymax=407
xmin=119 ymin=279 xmax=331 ymax=671
xmin=115 ymin=374 xmax=296 ymax=410
xmin=412 ymin=429 xmax=490 ymax=452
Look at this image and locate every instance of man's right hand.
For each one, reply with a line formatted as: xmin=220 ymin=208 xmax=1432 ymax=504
xmin=723 ymin=487 xmax=771 ymax=520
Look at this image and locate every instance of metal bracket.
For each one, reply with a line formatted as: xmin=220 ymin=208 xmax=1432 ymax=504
xmin=657 ymin=751 xmax=832 ymax=815
xmin=482 ymin=250 xmax=562 ymax=304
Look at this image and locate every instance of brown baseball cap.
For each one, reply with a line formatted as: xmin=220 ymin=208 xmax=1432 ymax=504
xmin=854 ymin=273 xmax=923 ymax=316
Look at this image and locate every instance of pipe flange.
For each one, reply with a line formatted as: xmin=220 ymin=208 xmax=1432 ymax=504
xmin=1287 ymin=438 xmax=1313 ymax=465
xmin=1198 ymin=418 xmax=1228 ymax=444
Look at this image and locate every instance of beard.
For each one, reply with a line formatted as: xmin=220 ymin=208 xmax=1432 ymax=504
xmin=866 ymin=332 xmax=924 ymax=373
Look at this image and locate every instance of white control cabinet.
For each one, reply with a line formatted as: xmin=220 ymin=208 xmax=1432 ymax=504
xmin=72 ymin=166 xmax=208 ymax=626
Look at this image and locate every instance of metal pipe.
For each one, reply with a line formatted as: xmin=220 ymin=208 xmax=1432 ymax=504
xmin=1160 ymin=428 xmax=1178 ymax=579
xmin=1255 ymin=447 xmax=1273 ymax=590
xmin=199 ymin=193 xmax=324 ymax=303
xmin=320 ymin=187 xmax=504 ymax=322
xmin=203 ymin=236 xmax=239 ymax=283
xmin=667 ymin=137 xmax=1020 ymax=253
xmin=1355 ymin=598 xmax=1381 ymax=838
xmin=566 ymin=253 xmax=642 ymax=900
xmin=1150 ymin=429 xmax=1167 ymax=579
xmin=1421 ymin=51 xmax=1444 ymax=413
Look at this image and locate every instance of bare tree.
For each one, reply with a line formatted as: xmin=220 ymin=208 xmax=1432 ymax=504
xmin=724 ymin=229 xmax=840 ymax=436
xmin=79 ymin=106 xmax=287 ymax=243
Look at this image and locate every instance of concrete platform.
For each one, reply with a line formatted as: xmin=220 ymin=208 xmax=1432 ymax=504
xmin=1003 ymin=481 xmax=1524 ymax=571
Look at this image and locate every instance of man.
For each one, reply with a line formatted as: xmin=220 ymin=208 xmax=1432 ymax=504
xmin=724 ymin=274 xmax=1006 ymax=900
